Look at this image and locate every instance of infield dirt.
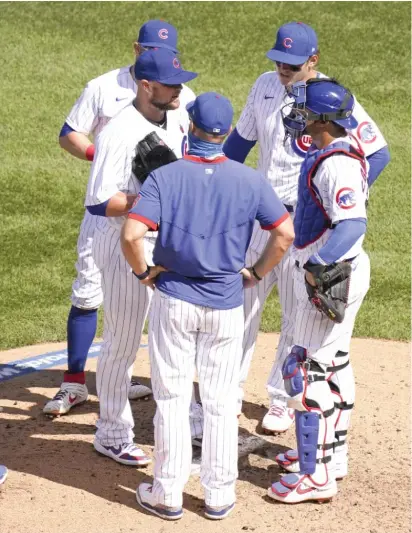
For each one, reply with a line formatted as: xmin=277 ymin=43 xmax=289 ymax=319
xmin=0 ymin=333 xmax=409 ymax=533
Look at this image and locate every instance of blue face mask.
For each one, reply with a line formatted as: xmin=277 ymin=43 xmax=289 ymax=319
xmin=187 ymin=132 xmax=224 ymax=159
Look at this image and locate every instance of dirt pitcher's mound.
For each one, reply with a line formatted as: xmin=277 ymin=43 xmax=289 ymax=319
xmin=0 ymin=334 xmax=409 ymax=533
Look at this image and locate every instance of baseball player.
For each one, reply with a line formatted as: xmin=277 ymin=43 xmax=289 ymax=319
xmin=85 ymin=49 xmax=197 ymax=466
xmin=121 ymin=92 xmax=294 ymax=520
xmin=223 ymin=21 xmax=390 ymax=433
xmin=44 ymin=20 xmax=196 ymax=417
xmin=267 ymin=78 xmax=370 ymax=503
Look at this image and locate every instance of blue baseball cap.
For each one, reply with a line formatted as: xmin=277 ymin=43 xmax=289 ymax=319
xmin=186 ymin=92 xmax=234 ymax=135
xmin=134 ymin=49 xmax=198 ymax=85
xmin=266 ymin=22 xmax=318 ymax=65
xmin=137 ymin=20 xmax=179 ymax=53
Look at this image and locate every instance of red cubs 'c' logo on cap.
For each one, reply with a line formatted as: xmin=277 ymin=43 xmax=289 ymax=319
xmin=283 ymin=37 xmax=293 ymax=48
xmin=173 ymin=57 xmax=180 ymax=69
xmin=158 ymin=29 xmax=168 ymax=39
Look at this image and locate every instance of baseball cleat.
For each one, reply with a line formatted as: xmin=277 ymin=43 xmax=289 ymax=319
xmin=268 ymin=473 xmax=337 ymax=504
xmin=262 ymin=403 xmax=295 ymax=434
xmin=0 ymin=465 xmax=8 ymax=485
xmin=275 ymin=449 xmax=348 ymax=480
xmin=43 ymin=383 xmax=88 ymax=417
xmin=93 ymin=439 xmax=151 ymax=467
xmin=205 ymin=502 xmax=235 ymax=520
xmin=129 ymin=380 xmax=152 ymax=400
xmin=136 ymin=483 xmax=183 ymax=520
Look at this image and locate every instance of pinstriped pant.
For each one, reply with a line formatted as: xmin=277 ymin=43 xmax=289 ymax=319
xmin=93 ymin=224 xmax=153 ymax=445
xmin=240 ymin=246 xmax=296 ymax=406
xmin=149 ymin=290 xmax=243 ymax=508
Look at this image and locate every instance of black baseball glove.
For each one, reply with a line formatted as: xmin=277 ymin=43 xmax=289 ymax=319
xmin=132 ymin=131 xmax=178 ymax=184
xmin=303 ymin=261 xmax=352 ymax=323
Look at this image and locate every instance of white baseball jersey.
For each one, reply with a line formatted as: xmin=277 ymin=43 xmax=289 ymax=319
xmin=292 ymin=135 xmax=369 ymax=267
xmin=68 ymin=64 xmax=195 ymax=309
xmin=236 ymin=70 xmax=387 ymax=209
xmin=85 ymin=102 xmax=186 ymax=231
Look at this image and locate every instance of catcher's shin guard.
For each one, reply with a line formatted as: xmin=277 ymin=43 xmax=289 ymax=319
xmin=282 ymin=346 xmax=335 ymax=481
xmin=327 ymin=350 xmax=355 ymax=475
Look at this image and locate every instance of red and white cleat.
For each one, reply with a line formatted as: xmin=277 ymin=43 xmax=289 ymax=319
xmin=43 ymin=382 xmax=88 ymax=417
xmin=262 ymin=403 xmax=295 ymax=434
xmin=268 ymin=473 xmax=337 ymax=504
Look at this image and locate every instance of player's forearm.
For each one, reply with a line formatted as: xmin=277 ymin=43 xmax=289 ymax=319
xmin=105 ymin=192 xmax=137 ymax=217
xmin=59 ymin=131 xmax=94 ymax=161
xmin=121 ymin=220 xmax=148 ymax=274
xmin=253 ymin=219 xmax=295 ymax=277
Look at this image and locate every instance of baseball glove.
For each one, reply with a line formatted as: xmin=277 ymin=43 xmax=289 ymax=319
xmin=132 ymin=131 xmax=178 ymax=184
xmin=303 ymin=261 xmax=352 ymax=323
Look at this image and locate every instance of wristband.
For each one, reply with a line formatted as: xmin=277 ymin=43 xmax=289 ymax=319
xmin=85 ymin=144 xmax=95 ymax=161
xmin=133 ymin=266 xmax=151 ymax=280
xmin=251 ymin=266 xmax=262 ymax=281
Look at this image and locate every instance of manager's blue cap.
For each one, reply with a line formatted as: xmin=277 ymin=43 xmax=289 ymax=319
xmin=138 ymin=20 xmax=179 ymax=53
xmin=186 ymin=92 xmax=234 ymax=135
xmin=134 ymin=49 xmax=198 ymax=85
xmin=266 ymin=22 xmax=318 ymax=65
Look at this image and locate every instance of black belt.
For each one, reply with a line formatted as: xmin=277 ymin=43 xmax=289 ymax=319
xmin=284 ymin=204 xmax=294 ymax=213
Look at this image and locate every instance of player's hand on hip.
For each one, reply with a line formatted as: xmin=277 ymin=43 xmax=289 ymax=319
xmin=139 ymin=265 xmax=167 ymax=290
xmin=240 ymin=267 xmax=259 ymax=289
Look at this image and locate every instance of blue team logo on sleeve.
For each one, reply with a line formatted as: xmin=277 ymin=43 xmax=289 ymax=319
xmin=336 ymin=187 xmax=356 ymax=209
xmin=291 ymin=134 xmax=313 ymax=157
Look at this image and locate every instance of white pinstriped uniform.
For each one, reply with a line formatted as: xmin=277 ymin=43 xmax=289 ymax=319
xmin=66 ymin=65 xmax=195 ymax=309
xmin=236 ymin=70 xmax=386 ymax=406
xmin=149 ymin=290 xmax=243 ymax=508
xmin=292 ymin=136 xmax=371 ymax=470
xmin=85 ymin=104 xmax=187 ymax=445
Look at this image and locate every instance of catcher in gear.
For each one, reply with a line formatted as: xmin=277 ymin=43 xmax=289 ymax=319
xmin=132 ymin=131 xmax=178 ymax=184
xmin=268 ymin=78 xmax=377 ymax=504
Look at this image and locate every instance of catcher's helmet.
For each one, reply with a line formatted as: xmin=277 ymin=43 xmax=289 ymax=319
xmin=282 ymin=78 xmax=358 ymax=139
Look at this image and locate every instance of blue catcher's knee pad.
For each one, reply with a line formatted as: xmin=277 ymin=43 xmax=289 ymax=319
xmin=295 ymin=411 xmax=320 ymax=475
xmin=282 ymin=345 xmax=307 ymax=398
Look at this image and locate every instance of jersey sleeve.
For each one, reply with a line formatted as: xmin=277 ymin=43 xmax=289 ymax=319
xmin=351 ymin=96 xmax=388 ymax=157
xmin=235 ymin=80 xmax=258 ymax=141
xmin=256 ymin=175 xmax=289 ymax=229
xmin=84 ymin=128 xmax=130 ymax=206
xmin=65 ymin=81 xmax=100 ymax=135
xmin=128 ymin=174 xmax=160 ymax=230
xmin=316 ymin=155 xmax=368 ymax=224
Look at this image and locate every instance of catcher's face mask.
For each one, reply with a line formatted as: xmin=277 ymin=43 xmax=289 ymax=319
xmin=281 ymin=79 xmax=354 ymax=141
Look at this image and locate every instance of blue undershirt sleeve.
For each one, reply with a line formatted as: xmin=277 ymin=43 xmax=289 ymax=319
xmin=59 ymin=122 xmax=76 ymax=137
xmin=86 ymin=199 xmax=110 ymax=216
xmin=309 ymin=218 xmax=367 ymax=265
xmin=366 ymin=146 xmax=390 ymax=187
xmin=223 ymin=128 xmax=256 ymax=163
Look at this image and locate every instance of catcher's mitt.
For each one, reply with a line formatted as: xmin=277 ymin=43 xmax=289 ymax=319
xmin=303 ymin=261 xmax=352 ymax=323
xmin=132 ymin=131 xmax=177 ymax=184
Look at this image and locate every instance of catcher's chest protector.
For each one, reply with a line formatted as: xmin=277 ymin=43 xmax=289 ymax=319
xmin=294 ymin=141 xmax=365 ymax=249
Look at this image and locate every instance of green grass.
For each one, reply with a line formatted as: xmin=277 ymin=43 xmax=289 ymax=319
xmin=0 ymin=1 xmax=410 ymax=348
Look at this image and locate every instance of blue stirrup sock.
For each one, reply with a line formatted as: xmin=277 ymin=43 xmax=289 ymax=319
xmin=65 ymin=306 xmax=98 ymax=379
